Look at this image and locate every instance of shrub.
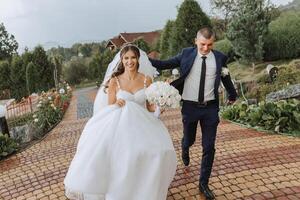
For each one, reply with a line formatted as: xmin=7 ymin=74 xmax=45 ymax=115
xmin=32 ymin=83 xmax=72 ymax=137
xmin=221 ymin=99 xmax=300 ymax=135
xmin=214 ymin=38 xmax=235 ymax=63
xmin=264 ymin=11 xmax=300 ymax=61
xmin=0 ymin=133 xmax=19 ymax=159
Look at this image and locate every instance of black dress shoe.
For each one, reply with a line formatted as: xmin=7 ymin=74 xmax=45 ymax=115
xmin=181 ymin=147 xmax=190 ymax=166
xmin=199 ymin=182 xmax=215 ymax=200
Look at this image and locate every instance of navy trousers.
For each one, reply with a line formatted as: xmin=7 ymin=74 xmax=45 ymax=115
xmin=181 ymin=101 xmax=219 ymax=185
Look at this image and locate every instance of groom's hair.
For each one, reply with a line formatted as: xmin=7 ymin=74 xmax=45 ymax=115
xmin=197 ymin=27 xmax=215 ymax=39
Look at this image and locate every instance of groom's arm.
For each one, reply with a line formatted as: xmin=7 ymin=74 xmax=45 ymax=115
xmin=221 ymin=57 xmax=238 ymax=102
xmin=149 ymin=51 xmax=182 ymax=70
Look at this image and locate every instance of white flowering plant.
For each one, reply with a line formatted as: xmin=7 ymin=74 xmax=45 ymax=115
xmin=33 ymin=82 xmax=72 ymax=133
xmin=145 ymin=81 xmax=181 ymax=109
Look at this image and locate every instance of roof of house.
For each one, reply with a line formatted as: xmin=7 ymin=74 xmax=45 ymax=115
xmin=106 ymin=31 xmax=160 ymax=48
xmin=119 ymin=31 xmax=160 ymax=45
xmin=106 ymin=37 xmax=126 ymax=48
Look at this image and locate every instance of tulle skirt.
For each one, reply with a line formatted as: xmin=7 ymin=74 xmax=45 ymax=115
xmin=64 ymin=102 xmax=177 ymax=200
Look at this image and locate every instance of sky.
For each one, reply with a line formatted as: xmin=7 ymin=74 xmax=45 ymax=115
xmin=0 ymin=0 xmax=292 ymax=52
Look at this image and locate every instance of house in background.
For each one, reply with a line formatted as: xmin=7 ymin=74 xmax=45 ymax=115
xmin=106 ymin=31 xmax=160 ymax=58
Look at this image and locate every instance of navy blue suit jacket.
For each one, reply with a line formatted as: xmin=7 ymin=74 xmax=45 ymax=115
xmin=149 ymin=47 xmax=237 ymax=102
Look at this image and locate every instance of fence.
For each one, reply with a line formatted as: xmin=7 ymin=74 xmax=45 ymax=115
xmin=5 ymin=96 xmax=39 ymax=119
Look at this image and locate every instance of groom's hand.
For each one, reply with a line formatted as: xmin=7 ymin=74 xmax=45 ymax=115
xmin=226 ymin=100 xmax=236 ymax=105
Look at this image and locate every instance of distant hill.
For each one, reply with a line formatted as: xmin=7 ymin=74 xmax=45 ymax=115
xmin=279 ymin=0 xmax=300 ymax=11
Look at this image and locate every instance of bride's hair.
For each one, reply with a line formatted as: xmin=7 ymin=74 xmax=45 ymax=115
xmin=104 ymin=44 xmax=140 ymax=91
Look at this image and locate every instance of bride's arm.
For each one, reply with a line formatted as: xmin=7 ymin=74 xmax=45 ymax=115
xmin=108 ymin=78 xmax=126 ymax=107
xmin=108 ymin=78 xmax=118 ymax=105
xmin=145 ymin=76 xmax=156 ymax=112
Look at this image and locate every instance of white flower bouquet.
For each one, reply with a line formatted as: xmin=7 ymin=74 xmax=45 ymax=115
xmin=145 ymin=81 xmax=181 ymax=109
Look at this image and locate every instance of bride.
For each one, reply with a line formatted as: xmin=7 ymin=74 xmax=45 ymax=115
xmin=64 ymin=44 xmax=177 ymax=200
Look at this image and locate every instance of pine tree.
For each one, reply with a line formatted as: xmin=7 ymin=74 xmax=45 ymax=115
xmin=159 ymin=20 xmax=175 ymax=59
xmin=0 ymin=61 xmax=11 ymax=90
xmin=226 ymin=0 xmax=270 ymax=65
xmin=10 ymin=56 xmax=27 ymax=100
xmin=0 ymin=23 xmax=18 ymax=60
xmin=133 ymin=38 xmax=150 ymax=53
xmin=26 ymin=62 xmax=38 ymax=94
xmin=31 ymin=46 xmax=55 ymax=91
xmin=169 ymin=0 xmax=211 ymax=56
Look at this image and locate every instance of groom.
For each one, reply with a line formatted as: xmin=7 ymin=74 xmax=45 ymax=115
xmin=149 ymin=27 xmax=237 ymax=199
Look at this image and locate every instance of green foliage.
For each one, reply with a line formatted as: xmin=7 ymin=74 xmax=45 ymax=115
xmin=214 ymin=38 xmax=233 ymax=56
xmin=0 ymin=23 xmax=18 ymax=60
xmin=64 ymin=58 xmax=88 ymax=84
xmin=159 ymin=20 xmax=175 ymax=59
xmin=169 ymin=0 xmax=211 ymax=56
xmin=26 ymin=62 xmax=39 ymax=94
xmin=250 ymin=63 xmax=300 ymax=101
xmin=31 ymin=46 xmax=55 ymax=92
xmin=210 ymin=0 xmax=239 ymax=29
xmin=10 ymin=55 xmax=27 ymax=100
xmin=47 ymin=42 xmax=108 ymax=62
xmin=88 ymin=55 xmax=102 ymax=80
xmin=0 ymin=61 xmax=11 ymax=90
xmin=0 ymin=133 xmax=19 ymax=159
xmin=79 ymin=44 xmax=92 ymax=57
xmin=221 ymin=99 xmax=300 ymax=135
xmin=211 ymin=17 xmax=226 ymax=40
xmin=227 ymin=0 xmax=270 ymax=64
xmin=133 ymin=38 xmax=150 ymax=53
xmin=264 ymin=11 xmax=300 ymax=61
xmin=50 ymin=55 xmax=63 ymax=88
xmin=7 ymin=113 xmax=33 ymax=128
xmin=33 ymin=85 xmax=72 ymax=135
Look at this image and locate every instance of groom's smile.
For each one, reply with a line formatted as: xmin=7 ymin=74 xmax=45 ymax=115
xmin=195 ymin=35 xmax=214 ymax=55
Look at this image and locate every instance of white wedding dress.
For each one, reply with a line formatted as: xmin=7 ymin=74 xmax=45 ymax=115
xmin=64 ymin=78 xmax=177 ymax=200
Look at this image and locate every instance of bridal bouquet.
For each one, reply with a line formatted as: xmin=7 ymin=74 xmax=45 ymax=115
xmin=145 ymin=81 xmax=181 ymax=109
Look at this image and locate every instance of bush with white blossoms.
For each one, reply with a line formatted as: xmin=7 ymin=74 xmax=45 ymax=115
xmin=145 ymin=81 xmax=181 ymax=109
xmin=32 ymin=82 xmax=72 ymax=135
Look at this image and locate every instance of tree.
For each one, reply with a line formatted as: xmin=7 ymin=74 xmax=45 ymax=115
xmin=88 ymin=54 xmax=103 ymax=80
xmin=226 ymin=0 xmax=271 ymax=65
xmin=0 ymin=61 xmax=11 ymax=90
xmin=64 ymin=58 xmax=88 ymax=85
xmin=169 ymin=0 xmax=211 ymax=56
xmin=50 ymin=55 xmax=63 ymax=89
xmin=10 ymin=56 xmax=27 ymax=100
xmin=264 ymin=11 xmax=300 ymax=60
xmin=79 ymin=44 xmax=92 ymax=57
xmin=0 ymin=23 xmax=18 ymax=60
xmin=210 ymin=0 xmax=239 ymax=29
xmin=211 ymin=17 xmax=226 ymax=40
xmin=26 ymin=62 xmax=39 ymax=94
xmin=133 ymin=38 xmax=150 ymax=53
xmin=159 ymin=20 xmax=175 ymax=59
xmin=31 ymin=46 xmax=55 ymax=91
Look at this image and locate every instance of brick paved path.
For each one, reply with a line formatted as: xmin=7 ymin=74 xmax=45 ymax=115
xmin=0 ymin=87 xmax=300 ymax=200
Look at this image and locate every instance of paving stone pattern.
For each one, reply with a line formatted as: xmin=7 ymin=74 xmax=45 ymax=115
xmin=0 ymin=87 xmax=299 ymax=200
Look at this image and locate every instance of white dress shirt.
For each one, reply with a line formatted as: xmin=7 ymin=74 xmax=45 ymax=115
xmin=182 ymin=51 xmax=217 ymax=102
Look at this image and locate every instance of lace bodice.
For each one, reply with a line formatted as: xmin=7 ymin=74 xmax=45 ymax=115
xmin=115 ymin=76 xmax=147 ymax=107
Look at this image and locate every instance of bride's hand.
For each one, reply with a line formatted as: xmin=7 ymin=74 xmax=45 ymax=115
xmin=115 ymin=99 xmax=126 ymax=107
